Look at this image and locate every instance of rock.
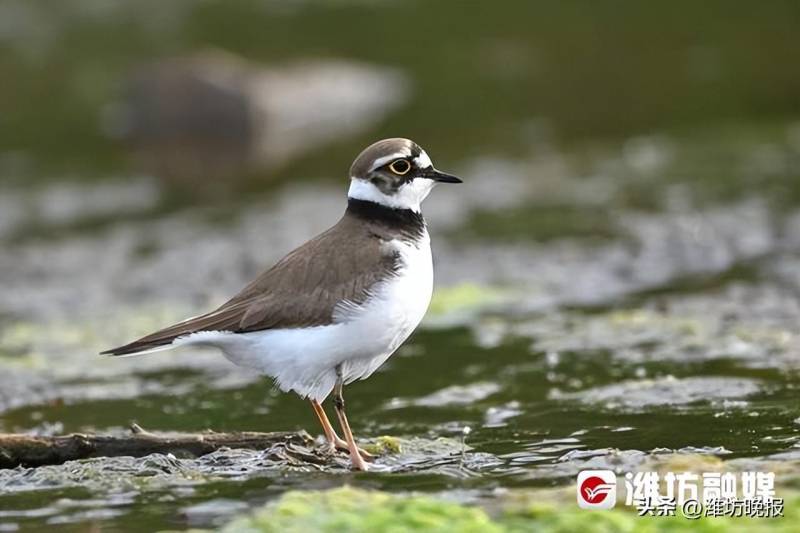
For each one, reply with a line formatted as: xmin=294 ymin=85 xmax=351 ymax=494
xmin=106 ymin=50 xmax=409 ymax=192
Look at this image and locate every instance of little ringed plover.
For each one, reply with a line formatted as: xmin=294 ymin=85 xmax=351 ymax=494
xmin=102 ymin=138 xmax=462 ymax=470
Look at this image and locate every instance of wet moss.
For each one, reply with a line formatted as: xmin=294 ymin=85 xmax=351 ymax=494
xmin=361 ymin=436 xmax=402 ymax=456
xmin=428 ymin=283 xmax=506 ymax=316
xmin=221 ymin=486 xmax=800 ymax=533
xmin=222 ymin=486 xmax=502 ymax=533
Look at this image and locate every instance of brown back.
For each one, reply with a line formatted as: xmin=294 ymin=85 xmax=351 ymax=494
xmin=102 ymin=204 xmax=411 ymax=356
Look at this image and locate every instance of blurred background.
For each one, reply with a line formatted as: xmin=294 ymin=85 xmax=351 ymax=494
xmin=1 ymin=1 xmax=800 ymax=530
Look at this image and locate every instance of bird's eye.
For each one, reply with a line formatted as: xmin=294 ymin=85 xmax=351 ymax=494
xmin=389 ymin=159 xmax=411 ymax=175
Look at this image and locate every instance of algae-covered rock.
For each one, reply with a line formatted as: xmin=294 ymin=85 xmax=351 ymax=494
xmin=220 ymin=486 xmax=799 ymax=533
xmin=550 ymin=376 xmax=763 ymax=412
xmin=222 ymin=486 xmax=502 ymax=533
xmin=361 ymin=435 xmax=402 ymax=456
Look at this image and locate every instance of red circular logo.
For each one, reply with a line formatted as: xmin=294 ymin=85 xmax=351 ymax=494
xmin=580 ymin=476 xmax=612 ymax=504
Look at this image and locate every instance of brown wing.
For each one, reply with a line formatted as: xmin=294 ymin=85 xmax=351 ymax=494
xmin=102 ymin=213 xmax=399 ymax=356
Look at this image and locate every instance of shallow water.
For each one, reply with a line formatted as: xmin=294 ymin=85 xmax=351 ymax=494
xmin=2 ymin=1 xmax=800 ymax=530
xmin=3 ymin=212 xmax=800 ymax=529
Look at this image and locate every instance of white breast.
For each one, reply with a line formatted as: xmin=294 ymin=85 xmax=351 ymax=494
xmin=184 ymin=231 xmax=434 ymax=402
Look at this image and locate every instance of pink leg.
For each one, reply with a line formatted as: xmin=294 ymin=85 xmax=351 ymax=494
xmin=310 ymin=398 xmax=374 ymax=461
xmin=332 ymin=369 xmax=369 ymax=471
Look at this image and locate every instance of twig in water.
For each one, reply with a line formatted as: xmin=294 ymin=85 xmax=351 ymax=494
xmin=460 ymin=425 xmax=471 ymax=466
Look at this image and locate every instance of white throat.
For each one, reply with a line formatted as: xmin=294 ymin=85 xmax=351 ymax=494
xmin=348 ymin=178 xmax=435 ymax=212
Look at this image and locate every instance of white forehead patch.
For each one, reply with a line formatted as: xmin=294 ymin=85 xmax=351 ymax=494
xmin=370 ymin=151 xmax=410 ymax=171
xmin=414 ymin=150 xmax=432 ymax=169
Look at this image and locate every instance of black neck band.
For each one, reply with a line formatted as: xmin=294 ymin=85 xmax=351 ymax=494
xmin=346 ymin=198 xmax=426 ymax=240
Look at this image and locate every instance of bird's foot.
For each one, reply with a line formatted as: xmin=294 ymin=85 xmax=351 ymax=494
xmin=347 ymin=445 xmax=371 ymax=471
xmin=334 ymin=437 xmax=375 ymax=462
xmin=320 ymin=438 xmax=375 ymax=463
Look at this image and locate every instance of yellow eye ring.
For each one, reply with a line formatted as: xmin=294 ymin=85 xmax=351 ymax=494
xmin=389 ymin=159 xmax=411 ymax=175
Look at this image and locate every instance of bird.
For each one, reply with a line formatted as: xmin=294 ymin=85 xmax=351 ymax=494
xmin=101 ymin=138 xmax=462 ymax=470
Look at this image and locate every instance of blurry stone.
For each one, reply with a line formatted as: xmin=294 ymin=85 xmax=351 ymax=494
xmin=386 ymin=382 xmax=501 ymax=409
xmin=105 ymin=50 xmax=409 ymax=192
xmin=549 ymin=376 xmax=763 ymax=411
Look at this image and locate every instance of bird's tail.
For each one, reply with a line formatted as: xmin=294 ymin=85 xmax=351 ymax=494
xmin=101 ymin=304 xmax=242 ymax=357
xmin=100 ymin=338 xmax=177 ymax=357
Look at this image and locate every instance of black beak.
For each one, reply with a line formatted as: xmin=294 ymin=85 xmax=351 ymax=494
xmin=422 ymin=168 xmax=463 ymax=183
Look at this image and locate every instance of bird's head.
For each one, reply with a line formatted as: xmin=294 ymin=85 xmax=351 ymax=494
xmin=348 ymin=138 xmax=461 ymax=212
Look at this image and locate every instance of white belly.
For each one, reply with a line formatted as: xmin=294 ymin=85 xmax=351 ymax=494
xmin=181 ymin=233 xmax=433 ymax=401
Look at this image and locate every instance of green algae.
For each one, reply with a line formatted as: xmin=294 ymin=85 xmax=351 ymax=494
xmin=427 ymin=283 xmax=507 ymax=317
xmin=221 ymin=486 xmax=502 ymax=533
xmin=220 ymin=486 xmax=800 ymax=533
xmin=361 ymin=435 xmax=403 ymax=456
